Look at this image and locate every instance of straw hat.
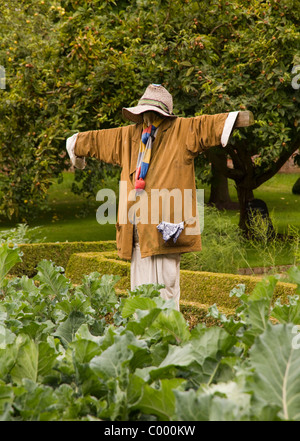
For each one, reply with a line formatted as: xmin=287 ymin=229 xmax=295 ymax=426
xmin=122 ymin=84 xmax=176 ymax=124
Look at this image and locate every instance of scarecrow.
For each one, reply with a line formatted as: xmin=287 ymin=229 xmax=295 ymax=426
xmin=66 ymin=84 xmax=253 ymax=310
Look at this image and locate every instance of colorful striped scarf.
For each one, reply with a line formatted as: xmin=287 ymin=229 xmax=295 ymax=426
xmin=135 ymin=118 xmax=163 ymax=192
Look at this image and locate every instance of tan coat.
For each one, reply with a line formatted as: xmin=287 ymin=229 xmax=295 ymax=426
xmin=75 ymin=113 xmax=229 ymax=260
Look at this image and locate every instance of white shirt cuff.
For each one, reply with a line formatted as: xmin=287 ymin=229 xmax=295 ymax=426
xmin=221 ymin=111 xmax=239 ymax=147
xmin=66 ymin=133 xmax=86 ymax=169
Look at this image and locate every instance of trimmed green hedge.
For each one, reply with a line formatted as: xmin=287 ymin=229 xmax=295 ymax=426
xmin=66 ymin=251 xmax=130 ymax=290
xmin=11 ymin=241 xmax=117 ymax=277
xmin=9 ymin=241 xmax=297 ymax=313
xmin=65 ymin=251 xmax=297 ymax=311
xmin=179 ymin=270 xmax=295 ymax=310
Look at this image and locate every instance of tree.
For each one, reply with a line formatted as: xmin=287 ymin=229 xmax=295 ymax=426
xmin=0 ymin=0 xmax=299 ymax=230
xmin=192 ymin=0 xmax=300 ymax=230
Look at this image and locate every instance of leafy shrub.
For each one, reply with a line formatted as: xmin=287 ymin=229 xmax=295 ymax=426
xmin=181 ymin=206 xmax=247 ymax=274
xmin=1 ymin=0 xmax=299 ymax=222
xmin=1 ymin=243 xmax=300 ymax=421
xmin=289 ymin=225 xmax=300 ymax=267
xmin=10 ymin=240 xmax=117 ymax=277
xmin=0 ymin=223 xmax=45 ymax=245
xmin=180 ymin=206 xmax=300 ymax=275
xmin=245 ymin=212 xmax=300 ymax=272
xmin=65 ymin=250 xmax=296 ymax=310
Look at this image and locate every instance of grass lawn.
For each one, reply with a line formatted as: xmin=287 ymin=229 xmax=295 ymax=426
xmin=212 ymin=173 xmax=300 ymax=268
xmin=0 ymin=172 xmax=116 ymax=242
xmin=220 ymin=173 xmax=300 ymax=268
xmin=224 ymin=173 xmax=300 ymax=267
xmin=0 ymin=171 xmax=299 ymax=268
xmin=225 ymin=172 xmax=300 ymax=234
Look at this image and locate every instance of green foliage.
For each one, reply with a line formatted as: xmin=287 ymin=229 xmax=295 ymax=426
xmin=0 ymin=243 xmax=22 ymax=294
xmin=64 ymin=249 xmax=296 ymax=311
xmin=181 ymin=206 xmax=247 ymax=273
xmin=1 ymin=243 xmax=300 ymax=420
xmin=10 ymin=240 xmax=117 ymax=278
xmin=0 ymin=224 xmax=45 ymax=245
xmin=0 ymin=0 xmax=299 ymax=220
xmin=245 ymin=214 xmax=300 ymax=271
xmin=245 ymin=210 xmax=287 ymax=271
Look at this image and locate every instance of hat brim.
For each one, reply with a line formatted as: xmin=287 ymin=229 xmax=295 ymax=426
xmin=122 ymin=104 xmax=176 ymax=124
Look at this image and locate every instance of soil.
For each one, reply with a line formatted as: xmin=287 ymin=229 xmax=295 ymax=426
xmin=238 ymin=264 xmax=294 ymax=276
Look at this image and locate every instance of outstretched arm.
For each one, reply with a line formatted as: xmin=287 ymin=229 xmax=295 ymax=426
xmin=184 ymin=110 xmax=254 ymax=157
xmin=66 ymin=125 xmax=131 ymax=169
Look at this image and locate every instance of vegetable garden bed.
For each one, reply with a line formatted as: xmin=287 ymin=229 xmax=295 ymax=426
xmin=9 ymin=242 xmax=297 ymax=315
xmin=1 ymin=243 xmax=300 ymax=420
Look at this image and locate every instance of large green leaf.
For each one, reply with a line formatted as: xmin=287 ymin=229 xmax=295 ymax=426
xmin=0 ymin=324 xmax=16 ymax=349
xmin=121 ymin=296 xmax=158 ymax=318
xmin=34 ymin=260 xmax=70 ymax=299
xmin=188 ymin=327 xmax=237 ymax=385
xmin=250 ymin=323 xmax=300 ymax=421
xmin=126 ymin=308 xmax=162 ymax=336
xmin=286 ymin=266 xmax=300 ymax=294
xmin=13 ymin=380 xmax=62 ymax=421
xmin=138 ymin=343 xmax=196 ymax=382
xmin=0 ymin=339 xmax=21 ymax=380
xmin=14 ymin=275 xmax=40 ymax=298
xmin=173 ymin=389 xmax=212 ymax=421
xmin=131 ymin=378 xmax=185 ymax=421
xmin=247 ymin=275 xmax=278 ymax=302
xmin=245 ymin=277 xmax=278 ymax=337
xmin=77 ymin=273 xmax=119 ymax=311
xmin=0 ymin=244 xmax=22 ymax=288
xmin=55 ymin=291 xmax=94 ymax=316
xmin=174 ymin=380 xmax=251 ymax=421
xmin=139 ymin=326 xmax=236 ymax=384
xmin=235 ymin=276 xmax=278 ymax=347
xmin=10 ymin=337 xmax=57 ymax=385
xmin=190 ymin=326 xmax=237 ymax=361
xmin=271 ymin=295 xmax=300 ymax=325
xmin=0 ymin=383 xmax=14 ymax=418
xmin=71 ymin=324 xmax=103 ymax=364
xmin=90 ymin=331 xmax=147 ymax=380
xmin=159 ymin=343 xmax=196 ymax=369
xmin=54 ymin=310 xmax=86 ymax=346
xmin=152 ymin=309 xmax=191 ymax=344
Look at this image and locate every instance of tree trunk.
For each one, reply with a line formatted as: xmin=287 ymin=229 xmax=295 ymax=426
xmin=236 ymin=184 xmax=254 ymax=232
xmin=208 ymin=164 xmax=239 ymax=210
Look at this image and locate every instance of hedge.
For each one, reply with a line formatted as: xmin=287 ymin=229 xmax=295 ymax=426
xmin=65 ymin=251 xmax=297 ymax=312
xmin=179 ymin=270 xmax=296 ymax=310
xmin=11 ymin=241 xmax=117 ymax=277
xmin=9 ymin=241 xmax=297 ymax=313
xmin=66 ymin=251 xmax=130 ymax=290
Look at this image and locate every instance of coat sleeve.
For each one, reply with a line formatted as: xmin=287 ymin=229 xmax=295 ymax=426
xmin=184 ymin=112 xmax=239 ymax=157
xmin=74 ymin=125 xmax=131 ymax=167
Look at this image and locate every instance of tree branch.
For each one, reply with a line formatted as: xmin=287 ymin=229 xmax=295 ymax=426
xmin=209 ymin=22 xmax=233 ymax=35
xmin=254 ymin=141 xmax=300 ymax=188
xmin=205 ymin=146 xmax=244 ymax=180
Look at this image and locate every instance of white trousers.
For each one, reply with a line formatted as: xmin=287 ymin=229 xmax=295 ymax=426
xmin=130 ymin=243 xmax=181 ymax=311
